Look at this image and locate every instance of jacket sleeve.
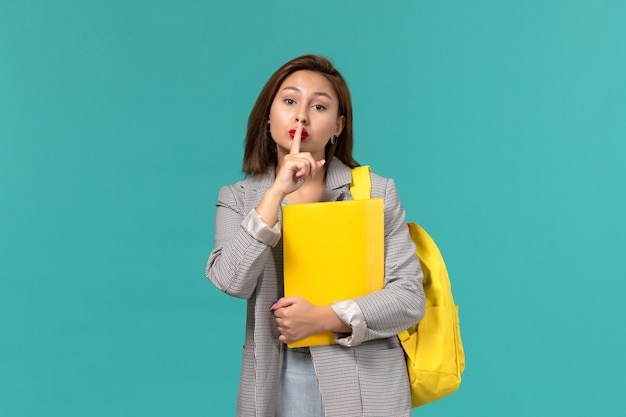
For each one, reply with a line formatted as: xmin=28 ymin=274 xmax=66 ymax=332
xmin=205 ymin=184 xmax=280 ymax=299
xmin=349 ymin=177 xmax=425 ymax=343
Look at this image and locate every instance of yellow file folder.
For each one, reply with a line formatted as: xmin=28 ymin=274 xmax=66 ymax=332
xmin=282 ymin=198 xmax=385 ymax=347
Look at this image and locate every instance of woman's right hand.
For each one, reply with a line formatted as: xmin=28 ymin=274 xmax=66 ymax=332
xmin=255 ymin=122 xmax=325 ymax=228
xmin=271 ymin=122 xmax=326 ymax=197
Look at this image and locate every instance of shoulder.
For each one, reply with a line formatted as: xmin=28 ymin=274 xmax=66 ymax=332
xmin=216 ymin=171 xmax=274 ymax=212
xmin=219 ymin=170 xmax=274 ymax=194
xmin=368 ymin=170 xmax=397 ymax=200
xmin=366 ymin=170 xmax=413 ymax=236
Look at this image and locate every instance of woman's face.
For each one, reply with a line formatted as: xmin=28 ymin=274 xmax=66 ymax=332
xmin=269 ymin=70 xmax=345 ymax=160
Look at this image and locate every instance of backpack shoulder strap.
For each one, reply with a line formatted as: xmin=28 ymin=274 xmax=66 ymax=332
xmin=350 ymin=165 xmax=372 ymax=200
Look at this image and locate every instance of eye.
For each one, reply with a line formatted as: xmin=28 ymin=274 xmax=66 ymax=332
xmin=284 ymin=98 xmax=295 ymax=105
xmin=313 ymin=104 xmax=327 ymax=111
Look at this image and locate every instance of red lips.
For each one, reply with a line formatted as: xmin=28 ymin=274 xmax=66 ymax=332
xmin=289 ymin=129 xmax=309 ymax=139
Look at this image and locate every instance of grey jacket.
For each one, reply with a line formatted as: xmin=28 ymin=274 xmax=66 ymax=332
xmin=206 ymin=160 xmax=425 ymax=417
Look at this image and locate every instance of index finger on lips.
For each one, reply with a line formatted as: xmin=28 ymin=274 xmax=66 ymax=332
xmin=290 ymin=123 xmax=303 ymax=155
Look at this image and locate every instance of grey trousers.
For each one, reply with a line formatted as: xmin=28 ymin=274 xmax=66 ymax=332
xmin=276 ymin=347 xmax=325 ymax=417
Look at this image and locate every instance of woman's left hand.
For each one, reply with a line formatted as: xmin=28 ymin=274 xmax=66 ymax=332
xmin=271 ymin=297 xmax=352 ymax=344
xmin=270 ymin=297 xmax=321 ymax=344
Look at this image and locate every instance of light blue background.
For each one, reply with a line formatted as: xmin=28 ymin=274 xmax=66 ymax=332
xmin=1 ymin=1 xmax=624 ymax=415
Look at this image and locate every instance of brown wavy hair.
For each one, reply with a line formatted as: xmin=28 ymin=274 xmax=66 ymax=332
xmin=242 ymin=54 xmax=358 ymax=176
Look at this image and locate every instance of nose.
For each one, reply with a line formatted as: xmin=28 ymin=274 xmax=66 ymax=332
xmin=296 ymin=112 xmax=308 ymax=124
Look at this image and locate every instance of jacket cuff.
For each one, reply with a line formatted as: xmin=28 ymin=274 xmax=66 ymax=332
xmin=240 ymin=209 xmax=281 ymax=247
xmin=330 ymin=299 xmax=366 ymax=347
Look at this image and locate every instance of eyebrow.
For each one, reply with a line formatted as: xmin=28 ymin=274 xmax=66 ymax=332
xmin=281 ymin=86 xmax=334 ymax=100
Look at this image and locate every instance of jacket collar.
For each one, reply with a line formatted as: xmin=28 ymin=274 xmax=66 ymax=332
xmin=243 ymin=159 xmax=355 ymax=200
xmin=326 ymin=159 xmax=353 ymax=191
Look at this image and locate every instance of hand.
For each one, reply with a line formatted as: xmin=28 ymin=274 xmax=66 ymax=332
xmin=270 ymin=296 xmax=321 ymax=344
xmin=254 ymin=122 xmax=326 ymax=228
xmin=271 ymin=122 xmax=326 ymax=196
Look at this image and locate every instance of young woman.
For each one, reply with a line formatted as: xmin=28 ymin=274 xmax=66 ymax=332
xmin=206 ymin=54 xmax=425 ymax=417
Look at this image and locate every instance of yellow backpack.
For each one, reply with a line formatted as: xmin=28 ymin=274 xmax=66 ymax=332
xmin=350 ymin=166 xmax=465 ymax=408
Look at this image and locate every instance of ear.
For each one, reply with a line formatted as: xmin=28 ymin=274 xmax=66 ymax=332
xmin=334 ymin=115 xmax=345 ymax=137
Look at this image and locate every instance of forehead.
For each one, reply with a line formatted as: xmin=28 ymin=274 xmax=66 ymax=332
xmin=279 ymin=70 xmax=337 ymax=97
